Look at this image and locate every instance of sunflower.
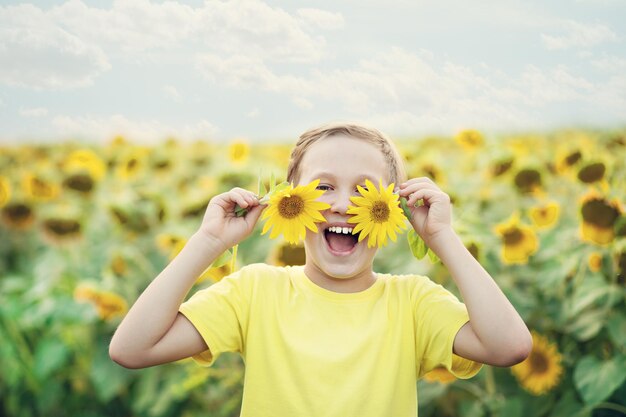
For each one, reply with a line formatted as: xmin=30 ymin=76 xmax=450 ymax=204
xmin=261 ymin=179 xmax=330 ymax=244
xmin=490 ymin=157 xmax=515 ymax=177
xmin=63 ymin=173 xmax=95 ymax=194
xmin=93 ymin=291 xmax=128 ymax=321
xmin=579 ymin=191 xmax=622 ymax=245
xmin=155 ymin=233 xmax=187 ymax=260
xmin=555 ymin=148 xmax=582 ymax=174
xmin=110 ymin=254 xmax=128 ymax=277
xmin=577 ymin=162 xmax=606 ymax=184
xmin=513 ymin=168 xmax=543 ymax=195
xmin=267 ymin=240 xmax=306 ymax=266
xmin=73 ymin=285 xmax=127 ymax=321
xmin=198 ymin=263 xmax=232 ymax=284
xmin=22 ymin=173 xmax=59 ymax=201
xmin=1 ymin=201 xmax=35 ymax=229
xmin=116 ymin=149 xmax=148 ymax=180
xmin=494 ymin=212 xmax=539 ymax=264
xmin=41 ymin=217 xmax=82 ymax=245
xmin=465 ymin=241 xmax=481 ymax=261
xmin=455 ymin=129 xmax=484 ymax=150
xmin=228 ymin=139 xmax=250 ymax=165
xmin=422 ymin=367 xmax=456 ymax=384
xmin=0 ymin=176 xmax=11 ymax=207
xmin=63 ymin=149 xmax=106 ymax=181
xmin=511 ymin=332 xmax=563 ymax=395
xmin=588 ymin=252 xmax=602 ymax=273
xmin=346 ymin=179 xmax=407 ymax=248
xmin=528 ymin=201 xmax=560 ymax=230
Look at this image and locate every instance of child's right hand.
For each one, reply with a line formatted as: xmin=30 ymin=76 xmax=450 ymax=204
xmin=197 ymin=187 xmax=267 ymax=250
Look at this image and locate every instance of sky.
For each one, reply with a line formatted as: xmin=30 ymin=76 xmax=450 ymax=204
xmin=1 ymin=0 xmax=625 ymax=144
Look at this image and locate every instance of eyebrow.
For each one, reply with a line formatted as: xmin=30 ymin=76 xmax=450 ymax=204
xmin=310 ymin=171 xmax=379 ymax=184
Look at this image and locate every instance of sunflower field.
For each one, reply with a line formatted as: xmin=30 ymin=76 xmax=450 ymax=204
xmin=1 ymin=129 xmax=625 ymax=417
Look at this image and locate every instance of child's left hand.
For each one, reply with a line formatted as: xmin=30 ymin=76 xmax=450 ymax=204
xmin=398 ymin=177 xmax=453 ymax=245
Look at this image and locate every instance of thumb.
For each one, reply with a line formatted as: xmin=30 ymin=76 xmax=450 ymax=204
xmin=409 ymin=206 xmax=428 ymax=232
xmin=244 ymin=203 xmax=267 ymax=230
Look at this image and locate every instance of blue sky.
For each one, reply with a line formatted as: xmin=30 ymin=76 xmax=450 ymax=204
xmin=1 ymin=0 xmax=625 ymax=144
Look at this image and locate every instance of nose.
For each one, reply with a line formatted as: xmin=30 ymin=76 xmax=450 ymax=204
xmin=328 ymin=189 xmax=352 ymax=215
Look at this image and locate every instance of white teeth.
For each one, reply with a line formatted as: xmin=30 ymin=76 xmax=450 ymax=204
xmin=327 ymin=226 xmax=353 ymax=234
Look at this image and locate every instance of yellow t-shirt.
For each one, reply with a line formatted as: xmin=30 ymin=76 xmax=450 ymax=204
xmin=178 ymin=263 xmax=482 ymax=417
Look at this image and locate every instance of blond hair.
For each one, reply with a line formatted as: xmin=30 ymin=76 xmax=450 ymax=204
xmin=286 ymin=121 xmax=407 ymax=185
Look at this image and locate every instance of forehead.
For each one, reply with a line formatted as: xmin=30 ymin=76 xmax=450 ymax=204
xmin=298 ymin=134 xmax=389 ymax=184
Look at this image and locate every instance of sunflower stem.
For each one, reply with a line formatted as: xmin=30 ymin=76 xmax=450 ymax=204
xmin=484 ymin=365 xmax=496 ymax=396
xmin=230 ymin=244 xmax=238 ymax=273
xmin=594 ymin=403 xmax=626 ymax=415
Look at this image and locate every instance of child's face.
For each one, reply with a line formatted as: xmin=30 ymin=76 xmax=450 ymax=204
xmin=297 ymin=134 xmax=390 ymax=281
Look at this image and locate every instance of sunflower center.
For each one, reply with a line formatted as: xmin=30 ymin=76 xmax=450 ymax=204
xmin=581 ymin=198 xmax=619 ymax=228
xmin=63 ymin=173 xmax=94 ymax=193
xmin=577 ymin=163 xmax=605 ymax=183
xmin=278 ymin=195 xmax=305 ymax=219
xmin=370 ymin=201 xmax=390 ymax=223
xmin=564 ymin=150 xmax=582 ymax=166
xmin=528 ymin=350 xmax=549 ymax=374
xmin=278 ymin=243 xmax=306 ymax=266
xmin=503 ymin=228 xmax=523 ymax=245
xmin=44 ymin=219 xmax=81 ymax=236
xmin=514 ymin=169 xmax=542 ymax=193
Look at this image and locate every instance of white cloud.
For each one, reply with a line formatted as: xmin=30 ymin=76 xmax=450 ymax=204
xmin=247 ymin=108 xmax=260 ymax=118
xmin=0 ymin=0 xmax=338 ymax=90
xmin=0 ymin=4 xmax=110 ymax=89
xmin=20 ymin=107 xmax=48 ymax=117
xmin=197 ymin=46 xmax=609 ymax=134
xmin=292 ymin=97 xmax=313 ymax=109
xmin=297 ymin=8 xmax=344 ymax=30
xmin=541 ymin=20 xmax=619 ymax=50
xmin=590 ymin=54 xmax=626 ymax=73
xmin=51 ymin=114 xmax=218 ymax=143
xmin=47 ymin=0 xmax=330 ymax=62
xmin=162 ymin=85 xmax=182 ymax=102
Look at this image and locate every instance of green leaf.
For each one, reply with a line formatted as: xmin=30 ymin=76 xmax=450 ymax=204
xmin=210 ymin=249 xmax=232 ymax=268
xmin=427 ymin=248 xmax=440 ymax=263
xmin=257 ymin=170 xmax=267 ymax=196
xmin=273 ymin=181 xmax=290 ymax=194
xmin=574 ymin=355 xmax=626 ymax=406
xmin=549 ymin=390 xmax=590 ymax=417
xmin=565 ymin=308 xmax=606 ymax=341
xmin=567 ymin=276 xmax=620 ymax=319
xmin=607 ymin=313 xmax=626 ymax=351
xmin=34 ymin=337 xmax=70 ymax=380
xmin=497 ymin=397 xmax=523 ymax=417
xmin=407 ymin=229 xmax=428 ymax=260
xmin=90 ymin=344 xmax=133 ymax=402
xmin=400 ymin=197 xmax=412 ymax=219
xmin=269 ymin=171 xmax=276 ymax=192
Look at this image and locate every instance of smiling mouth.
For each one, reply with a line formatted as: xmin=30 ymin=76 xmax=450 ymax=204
xmin=323 ymin=226 xmax=360 ymax=254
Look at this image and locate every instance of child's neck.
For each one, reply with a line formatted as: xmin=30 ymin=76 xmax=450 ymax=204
xmin=303 ymin=264 xmax=378 ymax=293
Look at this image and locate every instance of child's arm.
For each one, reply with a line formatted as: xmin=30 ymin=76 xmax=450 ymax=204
xmin=399 ymin=178 xmax=532 ymax=367
xmin=109 ymin=187 xmax=266 ymax=369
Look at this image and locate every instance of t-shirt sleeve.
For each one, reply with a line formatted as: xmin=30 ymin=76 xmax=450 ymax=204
xmin=178 ymin=267 xmax=251 ymax=367
xmin=412 ymin=276 xmax=482 ymax=379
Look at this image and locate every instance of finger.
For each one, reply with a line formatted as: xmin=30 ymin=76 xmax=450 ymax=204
xmin=406 ymin=188 xmax=447 ymax=208
xmin=228 ymin=190 xmax=251 ymax=208
xmin=398 ymin=182 xmax=441 ymax=199
xmin=399 ymin=177 xmax=436 ymax=189
xmin=231 ymin=188 xmax=258 ymax=207
xmin=243 ymin=203 xmax=267 ymax=228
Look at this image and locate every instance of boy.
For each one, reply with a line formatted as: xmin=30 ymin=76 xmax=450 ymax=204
xmin=109 ymin=122 xmax=532 ymax=416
